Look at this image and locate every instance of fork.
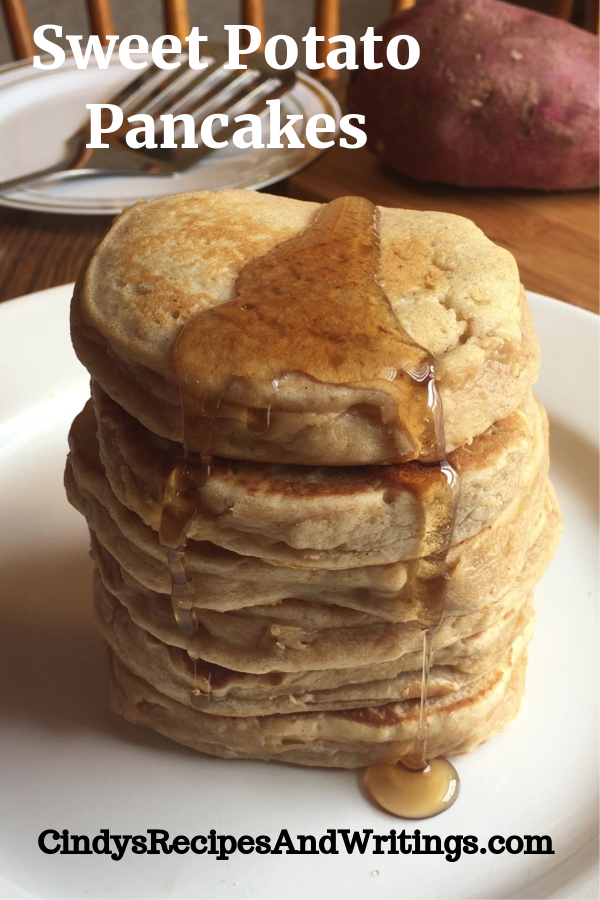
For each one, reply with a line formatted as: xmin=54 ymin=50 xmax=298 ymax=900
xmin=0 ymin=42 xmax=296 ymax=192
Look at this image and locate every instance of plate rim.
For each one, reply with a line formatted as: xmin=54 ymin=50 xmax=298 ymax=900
xmin=0 ymin=54 xmax=341 ymax=215
xmin=0 ymin=284 xmax=597 ymax=900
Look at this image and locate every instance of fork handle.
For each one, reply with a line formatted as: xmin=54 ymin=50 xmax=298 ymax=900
xmin=0 ymin=141 xmax=89 ymax=193
xmin=0 ymin=159 xmax=76 ymax=193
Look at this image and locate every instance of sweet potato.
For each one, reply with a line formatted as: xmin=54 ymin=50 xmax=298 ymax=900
xmin=347 ymin=0 xmax=599 ymax=190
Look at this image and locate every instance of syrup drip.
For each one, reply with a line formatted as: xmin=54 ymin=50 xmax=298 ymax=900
xmin=364 ymin=398 xmax=461 ymax=816
xmin=190 ymin=656 xmax=212 ymax=708
xmin=158 ymin=197 xmax=461 ymax=813
xmin=158 ymin=392 xmax=222 ymax=639
xmin=247 ymin=406 xmax=272 ymax=436
xmin=158 ymin=459 xmax=204 ymax=637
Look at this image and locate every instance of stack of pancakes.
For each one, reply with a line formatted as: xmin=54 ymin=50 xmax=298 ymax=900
xmin=66 ymin=190 xmax=560 ymax=768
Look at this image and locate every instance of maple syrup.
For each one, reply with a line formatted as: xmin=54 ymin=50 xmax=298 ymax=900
xmin=364 ymin=757 xmax=460 ymax=820
xmin=158 ymin=460 xmax=203 ymax=636
xmin=158 ymin=196 xmax=460 ymax=815
xmin=172 ymin=195 xmax=443 ymax=463
xmin=189 ymin=657 xmax=213 ymax=707
xmin=247 ymin=406 xmax=272 ymax=436
xmin=158 ymin=392 xmax=221 ymax=637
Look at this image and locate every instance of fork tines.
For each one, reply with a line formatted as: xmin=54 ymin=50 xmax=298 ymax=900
xmin=107 ymin=49 xmax=291 ymax=149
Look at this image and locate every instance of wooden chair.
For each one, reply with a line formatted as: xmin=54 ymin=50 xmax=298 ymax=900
xmin=393 ymin=0 xmax=598 ymax=33
xmin=0 ymin=0 xmax=341 ymax=76
xmin=552 ymin=0 xmax=599 ymax=32
xmin=1 ymin=0 xmax=596 ymax=70
xmin=392 ymin=0 xmax=598 ymax=33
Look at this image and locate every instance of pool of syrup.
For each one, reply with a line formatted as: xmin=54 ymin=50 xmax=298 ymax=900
xmin=364 ymin=757 xmax=460 ymax=819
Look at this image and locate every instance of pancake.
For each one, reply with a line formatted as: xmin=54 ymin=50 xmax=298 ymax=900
xmin=66 ymin=462 xmax=552 ymax=621
xmin=92 ymin=381 xmax=544 ymax=562
xmin=94 ymin=569 xmax=535 ymax=716
xmin=90 ymin=489 xmax=559 ymax=680
xmin=71 ymin=190 xmax=540 ymax=465
xmin=64 ymin=411 xmax=551 ymax=620
xmin=64 ymin=188 xmax=561 ymax=773
xmin=106 ymin=635 xmax=529 ymax=767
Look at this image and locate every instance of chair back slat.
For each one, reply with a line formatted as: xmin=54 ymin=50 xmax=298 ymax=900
xmin=242 ymin=0 xmax=266 ymax=50
xmin=314 ymin=0 xmax=340 ymax=80
xmin=1 ymin=0 xmax=35 ymax=59
xmin=2 ymin=0 xmax=597 ymax=70
xmin=163 ymin=0 xmax=190 ymax=42
xmin=552 ymin=0 xmax=576 ymax=18
xmin=87 ymin=0 xmax=115 ymax=45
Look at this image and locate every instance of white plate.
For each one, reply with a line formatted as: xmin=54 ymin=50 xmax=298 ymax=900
xmin=0 ymin=286 xmax=597 ymax=900
xmin=0 ymin=56 xmax=340 ymax=215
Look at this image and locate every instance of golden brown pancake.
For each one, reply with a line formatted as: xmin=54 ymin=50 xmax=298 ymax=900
xmin=71 ymin=190 xmax=540 ymax=465
xmin=63 ymin=188 xmax=561 ymax=772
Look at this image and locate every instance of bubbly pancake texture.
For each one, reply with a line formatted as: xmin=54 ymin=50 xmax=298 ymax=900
xmin=71 ymin=190 xmax=540 ymax=464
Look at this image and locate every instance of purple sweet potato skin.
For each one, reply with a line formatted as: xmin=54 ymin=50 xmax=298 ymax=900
xmin=347 ymin=0 xmax=599 ymax=190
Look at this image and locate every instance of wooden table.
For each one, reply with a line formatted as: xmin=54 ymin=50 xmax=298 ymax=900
xmin=0 ymin=144 xmax=597 ymax=312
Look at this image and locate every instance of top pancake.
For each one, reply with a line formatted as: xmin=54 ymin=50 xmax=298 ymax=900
xmin=72 ymin=190 xmax=539 ymax=465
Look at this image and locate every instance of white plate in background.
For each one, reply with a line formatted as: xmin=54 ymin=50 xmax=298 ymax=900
xmin=0 ymin=286 xmax=597 ymax=899
xmin=0 ymin=56 xmax=340 ymax=215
